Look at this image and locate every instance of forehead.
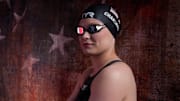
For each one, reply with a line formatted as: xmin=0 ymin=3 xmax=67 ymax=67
xmin=78 ymin=18 xmax=104 ymax=27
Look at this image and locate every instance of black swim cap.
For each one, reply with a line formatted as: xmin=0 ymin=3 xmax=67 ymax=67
xmin=81 ymin=4 xmax=121 ymax=38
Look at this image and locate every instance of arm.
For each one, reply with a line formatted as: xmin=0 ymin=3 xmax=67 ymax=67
xmin=89 ymin=63 xmax=137 ymax=101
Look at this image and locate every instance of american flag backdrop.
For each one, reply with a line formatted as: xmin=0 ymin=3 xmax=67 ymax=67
xmin=0 ymin=0 xmax=179 ymax=101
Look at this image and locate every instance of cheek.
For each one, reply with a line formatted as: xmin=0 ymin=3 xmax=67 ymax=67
xmin=92 ymin=34 xmax=106 ymax=46
xmin=92 ymin=32 xmax=114 ymax=48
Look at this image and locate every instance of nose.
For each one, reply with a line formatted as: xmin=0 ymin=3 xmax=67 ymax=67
xmin=80 ymin=31 xmax=91 ymax=41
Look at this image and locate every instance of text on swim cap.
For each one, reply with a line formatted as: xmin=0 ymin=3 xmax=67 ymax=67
xmin=110 ymin=7 xmax=121 ymax=24
xmin=82 ymin=12 xmax=95 ymax=18
xmin=104 ymin=12 xmax=119 ymax=31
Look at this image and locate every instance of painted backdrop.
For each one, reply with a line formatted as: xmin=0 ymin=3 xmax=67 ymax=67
xmin=0 ymin=0 xmax=179 ymax=101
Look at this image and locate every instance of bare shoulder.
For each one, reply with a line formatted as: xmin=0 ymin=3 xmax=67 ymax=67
xmin=90 ymin=62 xmax=137 ymax=101
xmin=102 ymin=62 xmax=135 ymax=79
xmin=98 ymin=62 xmax=136 ymax=88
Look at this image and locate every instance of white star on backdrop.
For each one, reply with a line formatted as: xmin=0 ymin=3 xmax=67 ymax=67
xmin=0 ymin=28 xmax=5 ymax=40
xmin=0 ymin=35 xmax=5 ymax=40
xmin=21 ymin=55 xmax=40 ymax=75
xmin=49 ymin=26 xmax=73 ymax=55
xmin=101 ymin=0 xmax=106 ymax=4
xmin=0 ymin=0 xmax=11 ymax=9
xmin=12 ymin=7 xmax=27 ymax=33
xmin=20 ymin=54 xmax=39 ymax=99
xmin=5 ymin=0 xmax=11 ymax=9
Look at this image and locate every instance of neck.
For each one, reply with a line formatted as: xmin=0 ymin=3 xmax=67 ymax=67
xmin=90 ymin=49 xmax=119 ymax=72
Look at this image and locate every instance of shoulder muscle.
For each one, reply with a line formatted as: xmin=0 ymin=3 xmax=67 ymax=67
xmin=89 ymin=62 xmax=136 ymax=101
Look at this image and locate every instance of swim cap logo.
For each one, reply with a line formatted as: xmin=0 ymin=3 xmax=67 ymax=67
xmin=82 ymin=12 xmax=95 ymax=18
xmin=104 ymin=11 xmax=119 ymax=31
xmin=110 ymin=7 xmax=121 ymax=24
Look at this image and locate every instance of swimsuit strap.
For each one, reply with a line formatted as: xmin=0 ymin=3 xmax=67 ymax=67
xmin=76 ymin=59 xmax=122 ymax=101
xmin=92 ymin=59 xmax=122 ymax=79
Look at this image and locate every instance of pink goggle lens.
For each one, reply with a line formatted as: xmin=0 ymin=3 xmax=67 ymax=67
xmin=77 ymin=27 xmax=84 ymax=35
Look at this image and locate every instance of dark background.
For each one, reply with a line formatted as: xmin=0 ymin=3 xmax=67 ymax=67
xmin=0 ymin=0 xmax=179 ymax=101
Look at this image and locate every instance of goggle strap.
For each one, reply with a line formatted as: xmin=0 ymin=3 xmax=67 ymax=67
xmin=76 ymin=25 xmax=104 ymax=35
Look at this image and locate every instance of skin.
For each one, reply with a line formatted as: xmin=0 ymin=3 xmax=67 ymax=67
xmin=67 ymin=18 xmax=137 ymax=101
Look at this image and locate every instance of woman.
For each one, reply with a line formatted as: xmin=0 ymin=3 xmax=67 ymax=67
xmin=68 ymin=4 xmax=137 ymax=101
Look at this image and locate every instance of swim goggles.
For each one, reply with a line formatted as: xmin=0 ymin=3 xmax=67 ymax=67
xmin=76 ymin=24 xmax=105 ymax=35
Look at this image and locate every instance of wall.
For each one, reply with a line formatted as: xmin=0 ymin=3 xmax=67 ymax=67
xmin=0 ymin=0 xmax=179 ymax=101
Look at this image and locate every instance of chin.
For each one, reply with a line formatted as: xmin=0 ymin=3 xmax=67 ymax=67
xmin=82 ymin=51 xmax=94 ymax=56
xmin=82 ymin=50 xmax=100 ymax=56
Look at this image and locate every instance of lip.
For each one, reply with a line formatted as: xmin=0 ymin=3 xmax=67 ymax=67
xmin=82 ymin=42 xmax=94 ymax=48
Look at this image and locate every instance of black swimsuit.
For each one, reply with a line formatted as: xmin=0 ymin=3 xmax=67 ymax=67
xmin=75 ymin=60 xmax=122 ymax=101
